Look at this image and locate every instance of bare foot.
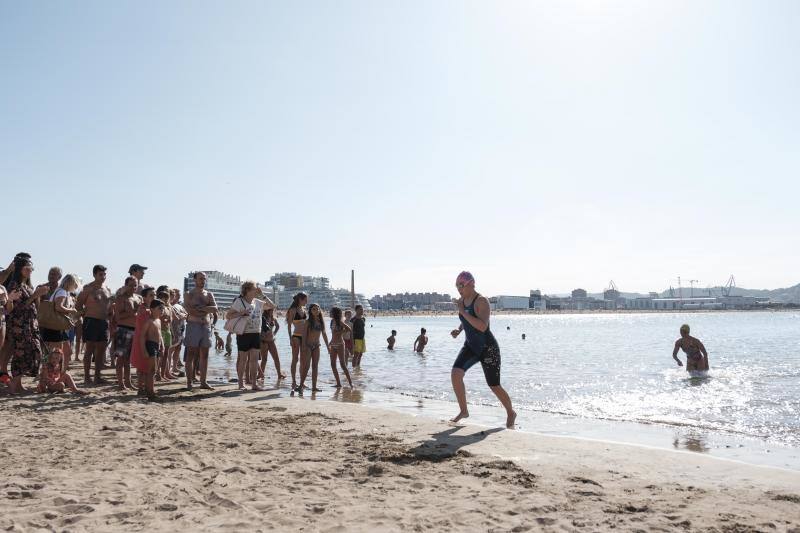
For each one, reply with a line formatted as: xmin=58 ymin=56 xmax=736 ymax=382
xmin=278 ymin=372 xmax=287 ymax=379
xmin=73 ymin=389 xmax=89 ymax=395
xmin=335 ymin=383 xmax=342 ymax=388
xmin=312 ymin=387 xmax=322 ymax=392
xmin=251 ymin=385 xmax=264 ymax=392
xmin=506 ymin=410 xmax=517 ymax=429
xmin=238 ymin=384 xmax=246 ymax=390
xmin=200 ymin=382 xmax=214 ymax=390
xmin=450 ymin=411 xmax=469 ymax=424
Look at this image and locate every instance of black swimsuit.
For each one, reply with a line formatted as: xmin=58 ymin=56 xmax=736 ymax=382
xmin=452 ymin=294 xmax=502 ymax=387
xmin=145 ymin=340 xmax=160 ymax=358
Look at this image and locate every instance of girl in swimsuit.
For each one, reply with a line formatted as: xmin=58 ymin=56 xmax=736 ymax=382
xmin=328 ymin=307 xmax=353 ymax=388
xmin=286 ymin=292 xmax=308 ymax=391
xmin=156 ymin=289 xmax=175 ymax=380
xmin=449 ymin=271 xmax=516 ymax=429
xmin=37 ymin=349 xmax=86 ymax=395
xmin=297 ymin=303 xmax=329 ymax=393
xmin=259 ymin=307 xmax=285 ymax=380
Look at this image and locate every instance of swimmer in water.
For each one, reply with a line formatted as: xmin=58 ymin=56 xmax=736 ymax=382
xmin=413 ymin=328 xmax=428 ymax=353
xmin=672 ymin=324 xmax=709 ymax=371
xmin=387 ymin=330 xmax=396 ymax=350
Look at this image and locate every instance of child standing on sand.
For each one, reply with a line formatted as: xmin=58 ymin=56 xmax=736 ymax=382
xmin=140 ymin=299 xmax=165 ymax=401
xmin=132 ymin=288 xmax=155 ymax=394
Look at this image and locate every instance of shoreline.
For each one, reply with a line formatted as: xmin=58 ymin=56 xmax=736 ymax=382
xmin=291 ymin=385 xmax=800 ymax=472
xmin=359 ymin=308 xmax=799 ymax=317
xmin=2 ymin=380 xmax=799 ymax=532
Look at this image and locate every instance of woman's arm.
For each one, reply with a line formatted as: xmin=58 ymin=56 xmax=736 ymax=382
xmin=321 ymin=326 xmax=330 ymax=351
xmin=273 ymin=319 xmax=281 ymax=335
xmin=286 ymin=308 xmax=295 ymax=337
xmin=54 ymin=295 xmax=71 ymax=314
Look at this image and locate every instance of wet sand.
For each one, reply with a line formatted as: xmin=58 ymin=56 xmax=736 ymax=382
xmin=1 ymin=378 xmax=799 ymax=532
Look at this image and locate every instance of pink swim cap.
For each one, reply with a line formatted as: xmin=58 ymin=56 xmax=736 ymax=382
xmin=456 ymin=271 xmax=475 ymax=286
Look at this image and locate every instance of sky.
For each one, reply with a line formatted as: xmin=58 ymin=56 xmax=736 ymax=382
xmin=1 ymin=0 xmax=798 ymax=297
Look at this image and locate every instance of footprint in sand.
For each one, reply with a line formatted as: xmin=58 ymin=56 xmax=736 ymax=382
xmin=568 ymin=476 xmax=603 ymax=488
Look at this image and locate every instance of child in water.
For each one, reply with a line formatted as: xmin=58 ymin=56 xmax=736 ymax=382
xmin=214 ymin=330 xmax=225 ymax=352
xmin=387 ymin=330 xmax=397 ymax=350
xmin=38 ymin=348 xmax=87 ymax=395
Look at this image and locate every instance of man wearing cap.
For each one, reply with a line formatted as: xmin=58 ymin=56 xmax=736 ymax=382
xmin=129 ymin=264 xmax=149 ymax=295
xmin=76 ymin=265 xmax=113 ymax=385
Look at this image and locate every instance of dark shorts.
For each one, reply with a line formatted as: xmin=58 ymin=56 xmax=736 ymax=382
xmin=145 ymin=340 xmax=160 ymax=358
xmin=113 ymin=325 xmax=135 ymax=358
xmin=41 ymin=327 xmax=68 ymax=343
xmin=237 ymin=333 xmax=261 ymax=352
xmin=453 ymin=341 xmax=502 ymax=387
xmin=82 ymin=317 xmax=110 ymax=343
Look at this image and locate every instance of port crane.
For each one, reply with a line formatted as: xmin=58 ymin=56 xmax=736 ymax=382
xmin=688 ymin=279 xmax=699 ymax=298
xmin=720 ymin=275 xmax=736 ymax=297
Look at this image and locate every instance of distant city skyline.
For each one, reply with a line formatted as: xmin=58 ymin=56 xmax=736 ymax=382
xmin=2 ymin=1 xmax=798 ymax=296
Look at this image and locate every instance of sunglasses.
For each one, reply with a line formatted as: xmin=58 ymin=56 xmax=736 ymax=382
xmin=456 ymin=283 xmax=467 ymax=289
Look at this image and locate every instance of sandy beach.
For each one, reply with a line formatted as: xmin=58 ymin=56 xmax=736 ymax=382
xmin=1 ymin=379 xmax=799 ymax=532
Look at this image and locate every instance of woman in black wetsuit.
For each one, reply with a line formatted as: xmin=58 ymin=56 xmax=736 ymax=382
xmin=449 ymin=271 xmax=516 ymax=429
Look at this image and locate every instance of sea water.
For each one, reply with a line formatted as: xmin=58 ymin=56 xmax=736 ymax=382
xmin=207 ymin=311 xmax=800 ymax=469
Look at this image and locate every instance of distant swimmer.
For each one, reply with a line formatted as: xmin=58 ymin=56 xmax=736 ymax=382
xmin=672 ymin=324 xmax=709 ymax=371
xmin=387 ymin=330 xmax=396 ymax=350
xmin=413 ymin=328 xmax=428 ymax=353
xmin=450 ymin=271 xmax=516 ymax=429
xmin=521 ymin=334 xmax=526 ymax=340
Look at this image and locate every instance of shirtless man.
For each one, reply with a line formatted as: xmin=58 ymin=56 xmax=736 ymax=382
xmin=387 ymin=330 xmax=397 ymax=350
xmin=413 ymin=328 xmax=428 ymax=353
xmin=672 ymin=324 xmax=710 ymax=371
xmin=76 ymin=265 xmax=112 ymax=385
xmin=183 ymin=271 xmax=218 ymax=390
xmin=112 ymin=277 xmax=140 ymax=390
